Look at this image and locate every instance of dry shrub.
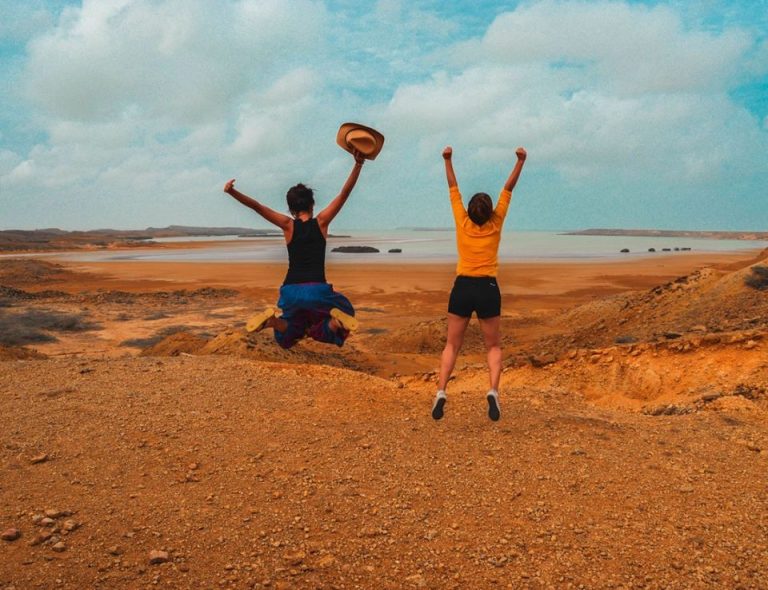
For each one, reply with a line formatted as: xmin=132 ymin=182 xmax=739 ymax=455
xmin=744 ymin=266 xmax=768 ymax=290
xmin=0 ymin=308 xmax=101 ymax=346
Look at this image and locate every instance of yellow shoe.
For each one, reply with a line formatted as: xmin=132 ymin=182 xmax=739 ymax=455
xmin=246 ymin=307 xmax=278 ymax=333
xmin=330 ymin=308 xmax=359 ymax=332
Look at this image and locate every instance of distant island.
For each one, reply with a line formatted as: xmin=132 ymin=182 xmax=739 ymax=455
xmin=564 ymin=229 xmax=768 ymax=240
xmin=0 ymin=226 xmax=282 ymax=252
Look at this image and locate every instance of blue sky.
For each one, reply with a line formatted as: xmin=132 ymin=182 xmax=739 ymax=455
xmin=1 ymin=0 xmax=766 ymax=231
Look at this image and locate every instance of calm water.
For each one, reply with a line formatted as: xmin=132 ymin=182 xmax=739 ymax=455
xmin=52 ymin=230 xmax=768 ymax=263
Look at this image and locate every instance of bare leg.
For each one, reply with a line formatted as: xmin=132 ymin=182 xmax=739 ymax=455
xmin=478 ymin=315 xmax=502 ymax=391
xmin=264 ymin=316 xmax=288 ymax=333
xmin=438 ymin=313 xmax=470 ymax=391
xmin=479 ymin=315 xmax=502 ymax=420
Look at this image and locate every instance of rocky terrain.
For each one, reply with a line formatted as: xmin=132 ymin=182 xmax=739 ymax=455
xmin=1 ymin=252 xmax=768 ymax=589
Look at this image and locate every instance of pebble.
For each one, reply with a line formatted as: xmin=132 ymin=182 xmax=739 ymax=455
xmin=316 ymin=555 xmax=336 ymax=568
xmin=62 ymin=520 xmax=79 ymax=532
xmin=51 ymin=541 xmax=66 ymax=552
xmin=29 ymin=531 xmax=53 ymax=546
xmin=282 ymin=551 xmax=305 ymax=565
xmin=30 ymin=453 xmax=49 ymax=464
xmin=1 ymin=528 xmax=21 ymax=542
xmin=149 ymin=550 xmax=170 ymax=565
xmin=405 ymin=573 xmax=427 ymax=587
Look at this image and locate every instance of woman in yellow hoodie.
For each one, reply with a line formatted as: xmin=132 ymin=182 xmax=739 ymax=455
xmin=432 ymin=145 xmax=527 ymax=422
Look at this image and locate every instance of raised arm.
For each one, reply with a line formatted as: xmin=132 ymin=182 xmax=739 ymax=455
xmin=316 ymin=151 xmax=365 ymax=231
xmin=443 ymin=146 xmax=457 ymax=188
xmin=223 ymin=179 xmax=292 ymax=231
xmin=503 ymin=147 xmax=527 ymax=192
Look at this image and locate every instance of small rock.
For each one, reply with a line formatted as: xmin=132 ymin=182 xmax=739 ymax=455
xmin=405 ymin=573 xmax=427 ymax=587
xmin=108 ymin=545 xmax=123 ymax=556
xmin=316 ymin=555 xmax=336 ymax=568
xmin=40 ymin=518 xmax=56 ymax=527
xmin=30 ymin=454 xmax=49 ymax=465
xmin=149 ymin=550 xmax=170 ymax=565
xmin=44 ymin=509 xmax=69 ymax=519
xmin=282 ymin=551 xmax=305 ymax=566
xmin=29 ymin=531 xmax=53 ymax=546
xmin=62 ymin=520 xmax=79 ymax=532
xmin=51 ymin=541 xmax=66 ymax=552
xmin=1 ymin=528 xmax=21 ymax=542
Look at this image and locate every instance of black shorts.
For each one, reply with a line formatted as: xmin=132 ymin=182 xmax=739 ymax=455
xmin=448 ymin=275 xmax=501 ymax=319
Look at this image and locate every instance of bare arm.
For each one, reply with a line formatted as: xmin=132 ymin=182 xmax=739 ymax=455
xmin=223 ymin=179 xmax=292 ymax=231
xmin=316 ymin=151 xmax=365 ymax=231
xmin=503 ymin=147 xmax=527 ymax=192
xmin=443 ymin=146 xmax=457 ymax=188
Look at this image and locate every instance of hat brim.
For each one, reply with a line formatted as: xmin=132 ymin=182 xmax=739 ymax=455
xmin=336 ymin=122 xmax=385 ymax=160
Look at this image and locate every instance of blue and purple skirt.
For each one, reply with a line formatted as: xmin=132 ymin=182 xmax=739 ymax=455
xmin=273 ymin=282 xmax=355 ymax=349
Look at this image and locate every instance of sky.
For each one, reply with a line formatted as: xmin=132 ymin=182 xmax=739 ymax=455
xmin=0 ymin=0 xmax=767 ymax=232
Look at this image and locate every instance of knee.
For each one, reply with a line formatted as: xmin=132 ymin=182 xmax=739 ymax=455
xmin=443 ymin=339 xmax=463 ymax=355
xmin=485 ymin=339 xmax=501 ymax=352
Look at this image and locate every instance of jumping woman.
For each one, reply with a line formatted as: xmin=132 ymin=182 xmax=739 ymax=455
xmin=432 ymin=145 xmax=527 ymax=421
xmin=222 ymin=123 xmax=384 ymax=350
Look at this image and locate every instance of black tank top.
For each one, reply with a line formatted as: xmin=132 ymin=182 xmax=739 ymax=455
xmin=283 ymin=218 xmax=327 ymax=285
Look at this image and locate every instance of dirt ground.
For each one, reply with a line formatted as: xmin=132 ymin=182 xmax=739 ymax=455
xmin=1 ymin=250 xmax=767 ymax=589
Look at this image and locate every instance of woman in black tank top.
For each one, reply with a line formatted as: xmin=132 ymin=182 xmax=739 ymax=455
xmin=222 ymin=149 xmax=366 ymax=349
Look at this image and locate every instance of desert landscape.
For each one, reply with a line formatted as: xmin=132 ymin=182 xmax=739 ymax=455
xmin=1 ymin=244 xmax=767 ymax=589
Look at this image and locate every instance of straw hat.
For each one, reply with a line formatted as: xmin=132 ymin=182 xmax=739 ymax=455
xmin=336 ymin=122 xmax=385 ymax=160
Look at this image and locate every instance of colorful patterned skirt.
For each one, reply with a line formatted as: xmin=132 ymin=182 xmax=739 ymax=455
xmin=274 ymin=282 xmax=355 ymax=349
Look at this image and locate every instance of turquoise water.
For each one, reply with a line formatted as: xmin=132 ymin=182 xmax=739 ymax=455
xmin=52 ymin=230 xmax=768 ymax=263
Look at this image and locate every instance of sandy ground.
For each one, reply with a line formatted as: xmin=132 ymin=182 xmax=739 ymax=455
xmin=2 ymin=249 xmax=768 ymax=589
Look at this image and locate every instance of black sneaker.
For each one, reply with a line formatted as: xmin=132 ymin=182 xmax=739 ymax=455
xmin=487 ymin=391 xmax=500 ymax=421
xmin=431 ymin=392 xmax=446 ymax=420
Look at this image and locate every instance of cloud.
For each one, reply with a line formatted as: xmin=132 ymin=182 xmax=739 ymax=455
xmin=480 ymin=1 xmax=753 ymax=94
xmin=380 ymin=0 xmax=768 ymax=203
xmin=22 ymin=0 xmax=328 ymax=124
xmin=2 ymin=0 xmax=767 ymax=231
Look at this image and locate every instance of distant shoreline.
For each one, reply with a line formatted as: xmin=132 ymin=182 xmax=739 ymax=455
xmin=2 ymin=225 xmax=767 ymax=254
xmin=563 ymin=229 xmax=768 ymax=241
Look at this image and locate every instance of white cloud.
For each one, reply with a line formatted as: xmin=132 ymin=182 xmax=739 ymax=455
xmin=1 ymin=0 xmax=767 ymax=231
xmin=481 ymin=0 xmax=752 ymax=95
xmin=381 ymin=0 xmax=767 ymax=192
xmin=22 ymin=0 xmax=327 ymax=124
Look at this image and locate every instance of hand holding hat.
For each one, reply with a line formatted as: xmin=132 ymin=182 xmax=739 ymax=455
xmin=336 ymin=122 xmax=385 ymax=160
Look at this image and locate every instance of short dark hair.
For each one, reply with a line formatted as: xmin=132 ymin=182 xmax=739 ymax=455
xmin=286 ymin=183 xmax=315 ymax=215
xmin=467 ymin=192 xmax=493 ymax=225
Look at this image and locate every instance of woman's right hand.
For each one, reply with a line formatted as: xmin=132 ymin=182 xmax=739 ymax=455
xmin=442 ymin=146 xmax=453 ymax=160
xmin=223 ymin=178 xmax=236 ymax=194
xmin=516 ymin=147 xmax=527 ymax=161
